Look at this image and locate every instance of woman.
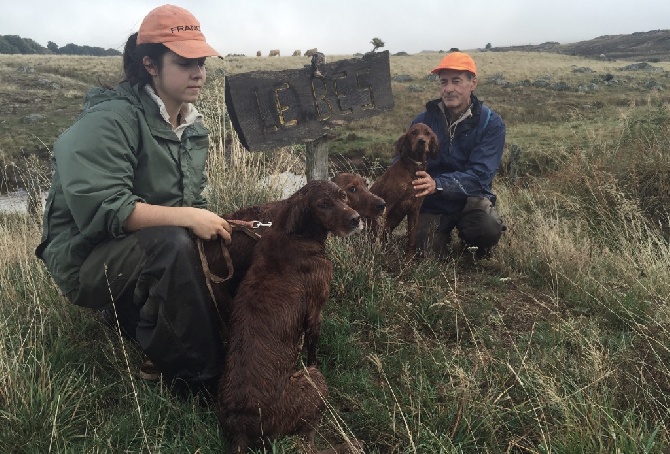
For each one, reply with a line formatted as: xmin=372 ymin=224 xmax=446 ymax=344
xmin=35 ymin=5 xmax=230 ymax=384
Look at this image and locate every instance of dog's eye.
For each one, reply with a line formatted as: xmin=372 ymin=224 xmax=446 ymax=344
xmin=348 ymin=186 xmax=357 ymax=193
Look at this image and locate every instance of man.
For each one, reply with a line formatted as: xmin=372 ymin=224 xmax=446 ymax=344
xmin=411 ymin=52 xmax=506 ymax=258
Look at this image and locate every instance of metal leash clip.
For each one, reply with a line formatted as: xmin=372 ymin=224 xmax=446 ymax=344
xmin=251 ymin=221 xmax=272 ymax=228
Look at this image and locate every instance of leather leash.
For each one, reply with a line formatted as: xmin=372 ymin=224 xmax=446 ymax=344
xmin=197 ymin=219 xmax=271 ymax=307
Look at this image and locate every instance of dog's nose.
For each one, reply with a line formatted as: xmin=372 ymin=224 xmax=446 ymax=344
xmin=350 ymin=214 xmax=361 ymax=229
xmin=418 ymin=138 xmax=426 ymax=144
xmin=376 ymin=201 xmax=386 ymax=213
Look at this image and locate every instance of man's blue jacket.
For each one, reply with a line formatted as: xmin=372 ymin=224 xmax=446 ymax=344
xmin=411 ymin=94 xmax=505 ymax=216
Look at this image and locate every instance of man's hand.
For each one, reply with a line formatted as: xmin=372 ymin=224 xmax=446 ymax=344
xmin=412 ymin=170 xmax=437 ymax=197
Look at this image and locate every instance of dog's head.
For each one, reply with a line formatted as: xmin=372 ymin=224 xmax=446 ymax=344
xmin=277 ymin=180 xmax=362 ymax=239
xmin=331 ymin=172 xmax=386 ymax=219
xmin=396 ymin=123 xmax=439 ymax=165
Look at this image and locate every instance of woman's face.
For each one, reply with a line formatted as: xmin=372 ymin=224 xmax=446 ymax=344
xmin=144 ymin=51 xmax=207 ymax=112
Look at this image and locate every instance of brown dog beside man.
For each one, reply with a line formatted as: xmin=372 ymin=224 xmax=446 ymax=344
xmin=369 ymin=122 xmax=439 ymax=258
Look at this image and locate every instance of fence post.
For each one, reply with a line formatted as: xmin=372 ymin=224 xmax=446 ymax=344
xmin=305 ymin=135 xmax=329 ymax=181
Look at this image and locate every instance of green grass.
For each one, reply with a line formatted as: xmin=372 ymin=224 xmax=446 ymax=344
xmin=1 ymin=51 xmax=670 ymax=452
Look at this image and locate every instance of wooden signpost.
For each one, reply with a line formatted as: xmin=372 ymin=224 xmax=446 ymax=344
xmin=225 ymin=51 xmax=394 ymax=180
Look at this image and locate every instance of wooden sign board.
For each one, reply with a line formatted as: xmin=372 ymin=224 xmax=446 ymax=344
xmin=225 ymin=50 xmax=393 ymax=152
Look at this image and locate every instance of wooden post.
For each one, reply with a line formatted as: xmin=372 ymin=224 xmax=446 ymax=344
xmin=305 ymin=135 xmax=329 ymax=181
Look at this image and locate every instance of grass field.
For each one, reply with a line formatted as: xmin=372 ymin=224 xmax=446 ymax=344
xmin=1 ymin=50 xmax=669 ymax=452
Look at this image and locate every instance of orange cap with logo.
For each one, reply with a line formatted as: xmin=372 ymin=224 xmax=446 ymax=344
xmin=431 ymin=52 xmax=477 ymax=76
xmin=137 ymin=4 xmax=221 ymax=58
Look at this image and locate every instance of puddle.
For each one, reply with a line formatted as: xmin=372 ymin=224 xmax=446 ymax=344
xmin=0 ymin=189 xmax=47 ymax=214
xmin=259 ymin=171 xmax=306 ymax=199
xmin=0 ymin=173 xmax=306 ymax=215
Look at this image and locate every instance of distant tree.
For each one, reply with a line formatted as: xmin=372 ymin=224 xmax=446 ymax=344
xmin=57 ymin=43 xmax=121 ymax=56
xmin=0 ymin=36 xmax=19 ymax=54
xmin=370 ymin=37 xmax=385 ymax=52
xmin=3 ymin=35 xmax=34 ymax=54
xmin=485 ymin=42 xmax=492 ymax=50
xmin=58 ymin=43 xmax=82 ymax=55
xmin=0 ymin=35 xmax=48 ymax=54
xmin=0 ymin=35 xmax=120 ymax=56
xmin=22 ymin=37 xmax=47 ymax=54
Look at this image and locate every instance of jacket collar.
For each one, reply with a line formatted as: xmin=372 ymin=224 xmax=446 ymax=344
xmin=426 ymin=94 xmax=482 ymax=134
xmin=143 ymin=85 xmax=203 ymax=139
xmin=426 ymin=93 xmax=482 ymax=118
xmin=114 ymin=82 xmax=208 ymax=140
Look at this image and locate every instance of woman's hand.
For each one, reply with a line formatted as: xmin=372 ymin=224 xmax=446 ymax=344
xmin=187 ymin=207 xmax=232 ymax=243
xmin=124 ymin=203 xmax=232 ymax=244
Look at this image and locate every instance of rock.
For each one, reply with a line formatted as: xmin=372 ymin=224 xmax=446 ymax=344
xmin=21 ymin=114 xmax=45 ymax=124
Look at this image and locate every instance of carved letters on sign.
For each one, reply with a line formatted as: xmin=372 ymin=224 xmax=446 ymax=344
xmin=225 ymin=51 xmax=393 ymax=151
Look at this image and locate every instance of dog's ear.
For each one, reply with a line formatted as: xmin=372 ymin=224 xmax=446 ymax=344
xmin=428 ymin=129 xmax=439 ymax=159
xmin=284 ymin=194 xmax=309 ymax=235
xmin=281 ymin=185 xmax=309 ymax=235
xmin=284 ymin=206 xmax=306 ymax=235
xmin=395 ymin=132 xmax=411 ymax=157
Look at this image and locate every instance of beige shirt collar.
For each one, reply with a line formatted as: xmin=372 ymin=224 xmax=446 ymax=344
xmin=440 ymin=101 xmax=473 ymax=140
xmin=144 ymin=85 xmax=203 ymax=139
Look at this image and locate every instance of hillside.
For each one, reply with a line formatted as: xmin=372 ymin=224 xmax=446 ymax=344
xmin=489 ymin=29 xmax=670 ymax=61
xmin=1 ymin=41 xmax=670 ymax=452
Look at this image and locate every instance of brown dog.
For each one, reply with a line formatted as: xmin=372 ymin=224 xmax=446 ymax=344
xmin=217 ymin=180 xmax=362 ymax=453
xmin=200 ymin=173 xmax=385 ymax=309
xmin=227 ymin=172 xmax=385 ymax=226
xmin=331 ymin=172 xmax=386 ymax=220
xmin=369 ymin=123 xmax=438 ymax=258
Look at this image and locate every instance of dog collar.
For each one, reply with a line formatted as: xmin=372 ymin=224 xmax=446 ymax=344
xmin=404 ymin=156 xmax=425 ymax=169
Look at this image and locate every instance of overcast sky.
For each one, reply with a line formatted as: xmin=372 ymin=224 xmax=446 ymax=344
xmin=3 ymin=0 xmax=668 ymax=56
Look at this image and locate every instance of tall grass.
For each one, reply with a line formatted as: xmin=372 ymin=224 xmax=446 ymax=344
xmin=1 ymin=53 xmax=669 ymax=452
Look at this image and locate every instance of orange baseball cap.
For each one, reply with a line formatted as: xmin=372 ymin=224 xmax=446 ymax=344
xmin=137 ymin=4 xmax=221 ymax=58
xmin=431 ymin=52 xmax=477 ymax=76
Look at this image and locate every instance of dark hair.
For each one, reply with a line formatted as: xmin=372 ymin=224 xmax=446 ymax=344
xmin=121 ymin=32 xmax=170 ymax=87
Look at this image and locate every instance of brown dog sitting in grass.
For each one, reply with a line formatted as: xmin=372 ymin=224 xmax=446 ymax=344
xmin=226 ymin=172 xmax=385 ymax=227
xmin=200 ymin=173 xmax=385 ymax=309
xmin=369 ymin=123 xmax=439 ymax=258
xmin=217 ymin=180 xmax=363 ymax=453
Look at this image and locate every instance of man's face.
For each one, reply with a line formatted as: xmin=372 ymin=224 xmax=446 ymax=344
xmin=438 ymin=69 xmax=477 ymax=116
